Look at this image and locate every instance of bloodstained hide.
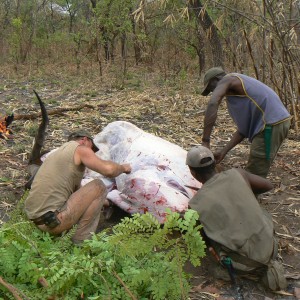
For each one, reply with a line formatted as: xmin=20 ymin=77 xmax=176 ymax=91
xmin=84 ymin=121 xmax=201 ymax=223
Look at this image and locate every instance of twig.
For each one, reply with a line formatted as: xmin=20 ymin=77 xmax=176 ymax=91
xmin=38 ymin=277 xmax=49 ymax=288
xmin=243 ymin=30 xmax=259 ymax=80
xmin=276 ymin=232 xmax=300 ymax=242
xmin=37 ymin=277 xmax=56 ymax=300
xmin=13 ymin=104 xmax=95 ymax=121
xmin=0 ymin=276 xmax=24 ymax=300
xmin=289 ymin=244 xmax=300 ymax=252
xmin=283 ymin=263 xmax=296 ymax=269
xmin=112 ymin=271 xmax=137 ymax=300
xmin=273 ymin=290 xmax=294 ymax=296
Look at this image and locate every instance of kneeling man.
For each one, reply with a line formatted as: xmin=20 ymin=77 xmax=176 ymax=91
xmin=186 ymin=145 xmax=286 ymax=290
xmin=25 ymin=130 xmax=131 ymax=244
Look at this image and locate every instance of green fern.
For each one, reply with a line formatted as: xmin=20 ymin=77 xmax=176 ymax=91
xmin=0 ymin=194 xmax=206 ymax=299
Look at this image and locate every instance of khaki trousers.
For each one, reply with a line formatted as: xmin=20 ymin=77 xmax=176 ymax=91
xmin=246 ymin=119 xmax=291 ymax=178
xmin=38 ymin=179 xmax=107 ymax=243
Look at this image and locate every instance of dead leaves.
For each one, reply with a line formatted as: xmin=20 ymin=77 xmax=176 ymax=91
xmin=0 ymin=73 xmax=299 ymax=299
xmin=294 ymin=287 xmax=300 ymax=299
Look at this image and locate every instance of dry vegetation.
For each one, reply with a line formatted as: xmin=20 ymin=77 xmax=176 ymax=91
xmin=0 ymin=65 xmax=299 ymax=299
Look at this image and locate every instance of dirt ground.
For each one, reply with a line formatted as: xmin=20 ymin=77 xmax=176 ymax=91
xmin=0 ymin=71 xmax=299 ymax=299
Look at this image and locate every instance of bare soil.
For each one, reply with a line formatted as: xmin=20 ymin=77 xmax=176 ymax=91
xmin=0 ymin=70 xmax=299 ymax=299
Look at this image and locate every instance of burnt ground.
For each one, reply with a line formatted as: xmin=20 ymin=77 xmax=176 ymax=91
xmin=0 ymin=70 xmax=299 ymax=299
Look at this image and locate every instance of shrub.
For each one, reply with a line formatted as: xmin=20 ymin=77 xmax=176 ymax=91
xmin=0 ymin=193 xmax=206 ymax=299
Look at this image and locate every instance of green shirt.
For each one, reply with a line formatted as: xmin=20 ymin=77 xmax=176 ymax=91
xmin=189 ymin=169 xmax=274 ymax=265
xmin=25 ymin=141 xmax=85 ymax=219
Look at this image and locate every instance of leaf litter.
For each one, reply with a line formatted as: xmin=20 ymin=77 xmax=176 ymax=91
xmin=0 ymin=71 xmax=299 ymax=299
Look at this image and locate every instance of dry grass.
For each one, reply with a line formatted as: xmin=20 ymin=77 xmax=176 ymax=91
xmin=0 ymin=64 xmax=299 ymax=298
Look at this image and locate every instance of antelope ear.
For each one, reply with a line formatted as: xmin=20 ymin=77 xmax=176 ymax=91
xmin=5 ymin=114 xmax=14 ymax=127
xmin=25 ymin=165 xmax=41 ymax=190
xmin=25 ymin=175 xmax=35 ymax=190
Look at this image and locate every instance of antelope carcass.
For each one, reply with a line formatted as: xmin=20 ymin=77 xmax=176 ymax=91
xmin=27 ymin=95 xmax=201 ymax=222
xmin=84 ymin=121 xmax=201 ymax=222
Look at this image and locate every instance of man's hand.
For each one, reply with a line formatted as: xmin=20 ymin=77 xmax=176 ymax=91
xmin=201 ymin=141 xmax=210 ymax=149
xmin=214 ymin=150 xmax=226 ymax=164
xmin=213 ymin=131 xmax=245 ymax=164
xmin=122 ymin=164 xmax=131 ymax=174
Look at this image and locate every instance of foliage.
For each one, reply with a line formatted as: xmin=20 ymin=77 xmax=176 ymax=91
xmin=0 ymin=0 xmax=298 ymax=126
xmin=8 ymin=17 xmax=23 ymax=63
xmin=0 ymin=195 xmax=206 ymax=299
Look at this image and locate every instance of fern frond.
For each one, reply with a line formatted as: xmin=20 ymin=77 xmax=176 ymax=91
xmin=0 ymin=206 xmax=206 ymax=299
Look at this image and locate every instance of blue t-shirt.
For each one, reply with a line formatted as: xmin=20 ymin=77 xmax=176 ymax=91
xmin=226 ymin=73 xmax=290 ymax=141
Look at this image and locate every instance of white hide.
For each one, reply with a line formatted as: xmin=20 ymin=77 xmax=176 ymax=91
xmin=84 ymin=121 xmax=201 ymax=223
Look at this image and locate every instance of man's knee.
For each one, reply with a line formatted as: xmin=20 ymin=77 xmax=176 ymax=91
xmin=91 ymin=179 xmax=108 ymax=198
xmin=246 ymin=157 xmax=270 ymax=178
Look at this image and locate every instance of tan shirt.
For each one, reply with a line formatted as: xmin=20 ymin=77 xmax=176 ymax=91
xmin=189 ymin=169 xmax=274 ymax=264
xmin=25 ymin=141 xmax=85 ymax=219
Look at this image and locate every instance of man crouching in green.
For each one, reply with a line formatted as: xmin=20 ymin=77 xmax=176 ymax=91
xmin=186 ymin=145 xmax=286 ymax=291
xmin=25 ymin=130 xmax=131 ymax=244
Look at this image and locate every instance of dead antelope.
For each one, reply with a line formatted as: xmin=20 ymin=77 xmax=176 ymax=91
xmin=25 ymin=90 xmax=49 ymax=190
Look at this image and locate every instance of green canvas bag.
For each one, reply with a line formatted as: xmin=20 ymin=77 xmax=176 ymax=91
xmin=209 ymin=239 xmax=287 ymax=291
xmin=261 ymin=259 xmax=287 ymax=291
xmin=190 ymin=169 xmax=287 ymax=291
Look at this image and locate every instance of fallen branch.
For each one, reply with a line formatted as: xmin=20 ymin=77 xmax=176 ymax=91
xmin=37 ymin=277 xmax=56 ymax=300
xmin=38 ymin=277 xmax=49 ymax=288
xmin=112 ymin=271 xmax=137 ymax=300
xmin=276 ymin=232 xmax=300 ymax=243
xmin=0 ymin=276 xmax=24 ymax=300
xmin=13 ymin=104 xmax=95 ymax=121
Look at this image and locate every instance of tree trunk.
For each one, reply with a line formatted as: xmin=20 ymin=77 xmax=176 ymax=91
xmin=130 ymin=10 xmax=141 ymax=65
xmin=121 ymin=33 xmax=126 ymax=60
xmin=188 ymin=0 xmax=224 ymax=68
xmin=103 ymin=31 xmax=110 ymax=62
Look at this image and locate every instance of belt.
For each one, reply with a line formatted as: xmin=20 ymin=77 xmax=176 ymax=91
xmin=264 ymin=124 xmax=273 ymax=161
xmin=30 ymin=211 xmax=59 ymax=226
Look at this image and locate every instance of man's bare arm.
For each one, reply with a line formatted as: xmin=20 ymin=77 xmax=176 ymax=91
xmin=202 ymin=77 xmax=232 ymax=146
xmin=237 ymin=169 xmax=273 ymax=194
xmin=75 ymin=146 xmax=131 ymax=178
xmin=214 ymin=130 xmax=245 ymax=163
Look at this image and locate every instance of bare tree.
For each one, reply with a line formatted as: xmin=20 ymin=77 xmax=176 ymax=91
xmin=188 ymin=0 xmax=223 ymax=68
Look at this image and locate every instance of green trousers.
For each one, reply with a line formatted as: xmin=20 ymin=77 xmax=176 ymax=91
xmin=245 ymin=119 xmax=291 ymax=178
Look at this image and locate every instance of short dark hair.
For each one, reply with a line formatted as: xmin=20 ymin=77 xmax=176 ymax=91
xmin=67 ymin=130 xmax=99 ymax=152
xmin=189 ymin=158 xmax=216 ymax=176
xmin=68 ymin=135 xmax=83 ymax=141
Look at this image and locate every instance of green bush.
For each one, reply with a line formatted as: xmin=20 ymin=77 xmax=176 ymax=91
xmin=0 ymin=194 xmax=206 ymax=299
